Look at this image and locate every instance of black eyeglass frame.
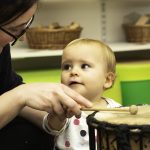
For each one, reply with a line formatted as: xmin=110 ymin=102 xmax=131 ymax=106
xmin=0 ymin=15 xmax=34 ymax=46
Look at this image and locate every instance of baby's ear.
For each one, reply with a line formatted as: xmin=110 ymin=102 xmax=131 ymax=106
xmin=104 ymin=72 xmax=116 ymax=89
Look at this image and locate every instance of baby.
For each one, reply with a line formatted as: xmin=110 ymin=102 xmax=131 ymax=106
xmin=45 ymin=38 xmax=121 ymax=150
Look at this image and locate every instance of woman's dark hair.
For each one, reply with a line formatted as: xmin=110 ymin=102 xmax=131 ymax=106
xmin=0 ymin=0 xmax=38 ymax=26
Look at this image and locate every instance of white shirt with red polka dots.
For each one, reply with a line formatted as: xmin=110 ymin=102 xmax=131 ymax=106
xmin=54 ymin=98 xmax=121 ymax=150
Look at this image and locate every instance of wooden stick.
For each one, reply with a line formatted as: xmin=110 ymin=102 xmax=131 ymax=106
xmin=81 ymin=105 xmax=138 ymax=115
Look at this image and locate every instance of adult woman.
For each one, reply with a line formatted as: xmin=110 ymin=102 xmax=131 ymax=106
xmin=0 ymin=1 xmax=92 ymax=149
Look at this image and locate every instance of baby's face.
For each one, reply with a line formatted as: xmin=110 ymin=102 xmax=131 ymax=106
xmin=61 ymin=43 xmax=108 ymax=102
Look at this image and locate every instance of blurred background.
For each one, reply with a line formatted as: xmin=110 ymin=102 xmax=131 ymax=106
xmin=11 ymin=0 xmax=150 ymax=105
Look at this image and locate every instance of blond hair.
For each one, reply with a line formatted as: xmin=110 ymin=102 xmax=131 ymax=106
xmin=65 ymin=38 xmax=116 ymax=74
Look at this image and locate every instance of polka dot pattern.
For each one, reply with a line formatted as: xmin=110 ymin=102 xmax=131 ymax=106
xmin=58 ymin=116 xmax=90 ymax=149
xmin=80 ymin=130 xmax=87 ymax=137
xmin=65 ymin=140 xmax=70 ymax=147
xmin=56 ymin=100 xmax=120 ymax=149
xmin=73 ymin=118 xmax=80 ymax=125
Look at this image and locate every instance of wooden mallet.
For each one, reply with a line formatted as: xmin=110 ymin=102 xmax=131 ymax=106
xmin=81 ymin=105 xmax=138 ymax=115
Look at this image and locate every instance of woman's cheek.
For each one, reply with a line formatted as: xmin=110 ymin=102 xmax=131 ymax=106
xmin=0 ymin=33 xmax=12 ymax=46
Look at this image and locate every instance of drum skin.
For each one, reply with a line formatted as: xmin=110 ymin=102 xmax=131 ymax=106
xmin=87 ymin=105 xmax=150 ymax=150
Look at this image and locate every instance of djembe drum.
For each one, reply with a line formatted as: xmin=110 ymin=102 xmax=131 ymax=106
xmin=86 ymin=105 xmax=150 ymax=150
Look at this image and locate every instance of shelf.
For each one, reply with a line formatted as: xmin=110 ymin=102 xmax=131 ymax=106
xmin=11 ymin=47 xmax=63 ymax=59
xmin=11 ymin=42 xmax=150 ymax=59
xmin=39 ymin=0 xmax=90 ymax=3
xmin=108 ymin=42 xmax=150 ymax=52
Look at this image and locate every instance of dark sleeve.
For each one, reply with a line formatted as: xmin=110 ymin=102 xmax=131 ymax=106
xmin=0 ymin=45 xmax=55 ymax=149
xmin=0 ymin=44 xmax=23 ymax=95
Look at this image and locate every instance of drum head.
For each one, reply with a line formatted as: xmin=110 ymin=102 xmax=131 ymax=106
xmin=94 ymin=105 xmax=150 ymax=125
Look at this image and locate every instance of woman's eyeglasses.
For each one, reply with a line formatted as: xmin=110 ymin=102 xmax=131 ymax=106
xmin=0 ymin=15 xmax=34 ymax=46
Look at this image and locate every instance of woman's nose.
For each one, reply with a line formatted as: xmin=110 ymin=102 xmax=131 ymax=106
xmin=19 ymin=34 xmax=26 ymax=42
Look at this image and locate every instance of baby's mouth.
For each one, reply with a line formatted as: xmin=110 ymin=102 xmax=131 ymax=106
xmin=69 ymin=81 xmax=83 ymax=86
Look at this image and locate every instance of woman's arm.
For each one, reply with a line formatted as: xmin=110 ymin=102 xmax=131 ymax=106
xmin=0 ymin=89 xmax=24 ymax=129
xmin=19 ymin=107 xmax=46 ymax=128
xmin=20 ymin=107 xmax=67 ymax=135
xmin=0 ymin=82 xmax=92 ymax=129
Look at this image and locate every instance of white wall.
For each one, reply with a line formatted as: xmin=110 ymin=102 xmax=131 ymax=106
xmin=34 ymin=0 xmax=101 ymax=40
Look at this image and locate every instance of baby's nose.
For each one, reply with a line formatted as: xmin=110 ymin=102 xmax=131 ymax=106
xmin=70 ymin=67 xmax=79 ymax=76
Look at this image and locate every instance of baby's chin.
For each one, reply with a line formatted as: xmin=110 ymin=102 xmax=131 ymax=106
xmin=71 ymin=87 xmax=87 ymax=97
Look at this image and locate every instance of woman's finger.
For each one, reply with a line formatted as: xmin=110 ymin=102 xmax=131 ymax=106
xmin=62 ymin=84 xmax=92 ymax=107
xmin=52 ymin=88 xmax=83 ymax=117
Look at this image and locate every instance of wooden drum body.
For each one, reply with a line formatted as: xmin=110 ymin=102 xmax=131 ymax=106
xmin=86 ymin=105 xmax=150 ymax=150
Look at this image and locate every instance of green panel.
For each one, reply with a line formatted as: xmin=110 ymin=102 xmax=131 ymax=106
xmin=17 ymin=69 xmax=61 ymax=83
xmin=117 ymin=61 xmax=150 ymax=105
xmin=121 ymin=80 xmax=150 ymax=105
xmin=103 ymin=72 xmax=122 ymax=104
xmin=117 ymin=62 xmax=150 ymax=81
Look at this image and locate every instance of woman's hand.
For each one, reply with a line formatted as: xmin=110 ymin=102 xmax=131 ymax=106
xmin=15 ymin=83 xmax=92 ymax=118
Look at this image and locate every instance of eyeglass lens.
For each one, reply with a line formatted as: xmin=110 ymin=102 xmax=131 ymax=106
xmin=0 ymin=15 xmax=34 ymax=46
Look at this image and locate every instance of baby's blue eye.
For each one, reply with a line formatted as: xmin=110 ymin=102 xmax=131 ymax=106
xmin=81 ymin=64 xmax=90 ymax=69
xmin=62 ymin=64 xmax=72 ymax=70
